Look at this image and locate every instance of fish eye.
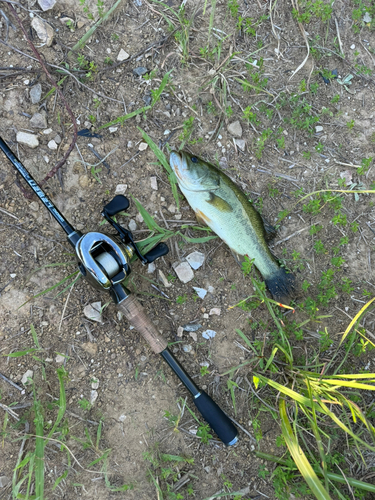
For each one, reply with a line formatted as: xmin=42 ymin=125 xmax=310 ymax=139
xmin=191 ymin=156 xmax=198 ymax=163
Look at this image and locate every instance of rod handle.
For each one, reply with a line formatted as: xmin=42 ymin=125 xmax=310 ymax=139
xmin=194 ymin=391 xmax=238 ymax=446
xmin=117 ymin=295 xmax=168 ymax=354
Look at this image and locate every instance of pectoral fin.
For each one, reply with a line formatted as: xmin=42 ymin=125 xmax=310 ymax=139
xmin=207 ymin=192 xmax=233 ymax=212
xmin=195 ymin=209 xmax=212 ymax=226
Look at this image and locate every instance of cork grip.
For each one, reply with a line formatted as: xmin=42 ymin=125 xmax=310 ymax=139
xmin=117 ymin=295 xmax=169 ymax=354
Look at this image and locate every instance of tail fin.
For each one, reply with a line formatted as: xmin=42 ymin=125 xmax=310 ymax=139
xmin=265 ymin=267 xmax=295 ymax=304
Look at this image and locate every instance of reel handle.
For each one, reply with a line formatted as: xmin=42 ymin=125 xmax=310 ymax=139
xmin=117 ymin=295 xmax=168 ymax=353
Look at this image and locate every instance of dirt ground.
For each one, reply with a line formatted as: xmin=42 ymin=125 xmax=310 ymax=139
xmin=0 ymin=0 xmax=375 ymax=499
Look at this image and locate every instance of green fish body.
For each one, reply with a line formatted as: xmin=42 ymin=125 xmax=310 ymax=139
xmin=169 ymin=151 xmax=295 ymax=302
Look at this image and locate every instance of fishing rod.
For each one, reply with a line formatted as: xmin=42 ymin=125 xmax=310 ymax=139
xmin=0 ymin=136 xmax=238 ymax=446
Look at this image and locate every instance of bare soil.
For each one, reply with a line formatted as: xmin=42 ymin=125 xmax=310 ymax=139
xmin=0 ymin=0 xmax=375 ymax=499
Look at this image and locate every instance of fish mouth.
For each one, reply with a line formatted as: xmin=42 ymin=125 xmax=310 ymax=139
xmin=169 ymin=151 xmax=182 ymax=170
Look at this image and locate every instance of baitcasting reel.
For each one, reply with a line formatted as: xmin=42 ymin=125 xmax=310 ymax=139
xmin=75 ymin=195 xmax=169 ymax=297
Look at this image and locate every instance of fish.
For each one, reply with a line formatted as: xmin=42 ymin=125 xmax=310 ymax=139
xmin=169 ymin=151 xmax=295 ymax=302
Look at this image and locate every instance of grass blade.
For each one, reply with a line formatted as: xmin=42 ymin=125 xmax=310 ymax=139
xmin=340 ymin=297 xmax=375 ymax=345
xmin=280 ymin=399 xmax=331 ymax=500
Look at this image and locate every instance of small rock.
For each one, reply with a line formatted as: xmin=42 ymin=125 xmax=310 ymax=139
xmin=38 ymin=0 xmax=56 ymax=10
xmin=83 ymin=302 xmax=103 ymax=323
xmin=143 ymin=94 xmax=152 ymax=106
xmin=10 ymin=273 xmax=16 ymax=278
xmin=133 ymin=66 xmax=148 ymax=77
xmin=81 ymin=342 xmax=98 ymax=356
xmin=202 ymin=329 xmax=216 ymax=339
xmin=43 ymin=128 xmax=53 ymax=134
xmin=182 ymin=323 xmax=202 ymax=332
xmin=117 ymin=49 xmax=130 ymax=61
xmin=0 ymin=476 xmax=11 ymax=488
xmin=228 ymin=120 xmax=242 ymax=138
xmin=150 ymin=176 xmax=158 ymax=190
xmin=177 ymin=326 xmax=184 ymax=337
xmin=30 ymin=112 xmax=47 ymax=129
xmin=43 ymin=155 xmax=49 ymax=163
xmin=209 ymin=307 xmax=221 ymax=316
xmin=29 ymin=201 xmax=39 ymax=211
xmin=350 ymin=44 xmax=356 ymax=50
xmin=363 ymin=12 xmax=372 ymax=23
xmin=164 ymin=128 xmax=171 ymax=135
xmin=30 ymin=83 xmax=42 ymax=104
xmin=79 ymin=175 xmax=89 ymax=188
xmin=174 ymin=261 xmax=194 ymax=283
xmin=115 ymin=183 xmax=127 ymax=195
xmin=127 ymin=140 xmax=133 ymax=148
xmin=109 ymin=126 xmax=118 ymax=133
xmin=54 ymin=134 xmax=62 ymax=144
xmin=159 ymin=270 xmax=172 ymax=288
xmin=138 ymin=142 xmax=148 ymax=151
xmin=90 ymin=390 xmax=98 ymax=405
xmin=119 ymin=414 xmax=126 ymax=422
xmin=48 ymin=140 xmax=58 ymax=150
xmin=208 ymin=285 xmax=215 ymax=294
xmin=21 ymin=370 xmax=33 ymax=385
xmin=340 ymin=170 xmax=352 ymax=186
xmin=77 ymin=20 xmax=85 ymax=29
xmin=60 ymin=15 xmax=74 ymax=25
xmin=183 ymin=344 xmax=193 ymax=353
xmin=55 ymin=354 xmax=65 ymax=364
xmin=128 ymin=219 xmax=137 ymax=231
xmin=193 ymin=287 xmax=207 ymax=299
xmin=148 ymin=262 xmax=156 ymax=273
xmin=189 ymin=331 xmax=197 ymax=341
xmin=91 ymin=378 xmax=99 ymax=390
xmin=186 ymin=251 xmax=205 ymax=270
xmin=315 ymin=125 xmax=323 ymax=133
xmin=235 ymin=138 xmax=246 ymax=151
xmin=16 ymin=132 xmax=39 ymax=149
xmin=31 ymin=17 xmax=54 ymax=46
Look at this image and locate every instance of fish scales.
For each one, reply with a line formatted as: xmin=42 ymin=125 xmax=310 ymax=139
xmin=169 ymin=151 xmax=295 ymax=302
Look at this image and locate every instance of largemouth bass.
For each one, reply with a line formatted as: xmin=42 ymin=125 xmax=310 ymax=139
xmin=169 ymin=151 xmax=295 ymax=302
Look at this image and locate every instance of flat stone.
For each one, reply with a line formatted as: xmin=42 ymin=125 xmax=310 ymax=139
xmin=16 ymin=132 xmax=39 ymax=149
xmin=138 ymin=142 xmax=148 ymax=151
xmin=350 ymin=44 xmax=356 ymax=50
xmin=174 ymin=261 xmax=194 ymax=283
xmin=315 ymin=125 xmax=323 ymax=133
xmin=228 ymin=120 xmax=242 ymax=137
xmin=29 ymin=201 xmax=39 ymax=212
xmin=0 ymin=476 xmax=11 ymax=488
xmin=235 ymin=138 xmax=246 ymax=151
xmin=81 ymin=342 xmax=98 ymax=356
xmin=117 ymin=49 xmax=130 ymax=61
xmin=168 ymin=204 xmax=176 ymax=213
xmin=109 ymin=126 xmax=118 ymax=133
xmin=38 ymin=0 xmax=56 ymax=10
xmin=48 ymin=140 xmax=58 ymax=150
xmin=83 ymin=302 xmax=103 ymax=323
xmin=193 ymin=287 xmax=207 ymax=299
xmin=182 ymin=344 xmax=193 ymax=353
xmin=148 ymin=262 xmax=156 ymax=273
xmin=209 ymin=307 xmax=221 ymax=316
xmin=43 ymin=128 xmax=53 ymax=134
xmin=31 ymin=17 xmax=54 ymax=46
xmin=186 ymin=251 xmax=205 ymax=270
xmin=55 ymin=354 xmax=65 ymax=363
xmin=30 ymin=83 xmax=42 ymax=104
xmin=189 ymin=331 xmax=197 ymax=341
xmin=128 ymin=219 xmax=137 ymax=231
xmin=182 ymin=323 xmax=202 ymax=332
xmin=202 ymin=329 xmax=216 ymax=339
xmin=91 ymin=378 xmax=99 ymax=390
xmin=363 ymin=12 xmax=372 ymax=23
xmin=133 ymin=66 xmax=148 ymax=77
xmin=54 ymin=134 xmax=61 ymax=144
xmin=150 ymin=176 xmax=158 ymax=190
xmin=90 ymin=390 xmax=98 ymax=405
xmin=21 ymin=369 xmax=34 ymax=385
xmin=115 ymin=183 xmax=127 ymax=195
xmin=30 ymin=112 xmax=47 ymax=129
xmin=177 ymin=326 xmax=184 ymax=337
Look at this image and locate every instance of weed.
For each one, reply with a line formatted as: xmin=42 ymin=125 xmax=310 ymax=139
xmin=78 ymin=397 xmax=92 ymax=411
xmin=176 ymin=294 xmax=188 ymax=304
xmin=200 ymin=365 xmax=210 ymax=376
xmin=347 ymin=119 xmax=355 ymax=130
xmin=196 ymin=423 xmax=213 ymax=444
